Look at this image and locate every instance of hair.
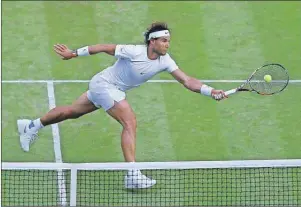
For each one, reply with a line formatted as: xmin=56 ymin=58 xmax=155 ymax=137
xmin=144 ymin=22 xmax=170 ymax=46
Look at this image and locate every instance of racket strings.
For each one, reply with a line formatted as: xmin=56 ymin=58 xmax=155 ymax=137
xmin=249 ymin=64 xmax=289 ymax=95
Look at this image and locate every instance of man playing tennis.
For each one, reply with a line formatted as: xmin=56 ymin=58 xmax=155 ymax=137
xmin=17 ymin=22 xmax=227 ymax=189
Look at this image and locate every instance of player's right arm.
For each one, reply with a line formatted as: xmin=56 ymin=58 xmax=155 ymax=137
xmin=53 ymin=44 xmax=116 ymax=60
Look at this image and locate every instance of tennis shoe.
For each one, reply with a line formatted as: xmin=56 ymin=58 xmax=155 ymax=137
xmin=125 ymin=170 xmax=156 ymax=189
xmin=17 ymin=119 xmax=38 ymax=152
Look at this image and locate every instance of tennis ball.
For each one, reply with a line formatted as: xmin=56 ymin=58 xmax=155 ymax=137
xmin=264 ymin=75 xmax=272 ymax=82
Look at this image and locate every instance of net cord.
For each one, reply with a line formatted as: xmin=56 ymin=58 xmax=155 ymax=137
xmin=3 ymin=159 xmax=301 ymax=170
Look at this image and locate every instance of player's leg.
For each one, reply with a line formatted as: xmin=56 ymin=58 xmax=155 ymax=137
xmin=106 ymin=100 xmax=156 ymax=189
xmin=106 ymin=100 xmax=137 ymax=162
xmin=87 ymin=78 xmax=137 ymax=162
xmin=87 ymin=85 xmax=137 ymax=162
xmin=17 ymin=92 xmax=98 ymax=152
xmin=40 ymin=92 xmax=98 ymax=126
xmin=86 ymin=75 xmax=156 ymax=188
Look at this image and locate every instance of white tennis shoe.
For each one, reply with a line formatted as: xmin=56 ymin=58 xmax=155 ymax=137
xmin=125 ymin=170 xmax=156 ymax=189
xmin=17 ymin=119 xmax=38 ymax=152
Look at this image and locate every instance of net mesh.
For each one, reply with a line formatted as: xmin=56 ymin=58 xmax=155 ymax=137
xmin=2 ymin=169 xmax=70 ymax=206
xmin=78 ymin=168 xmax=300 ymax=206
xmin=250 ymin=63 xmax=289 ymax=95
xmin=1 ymin=161 xmax=301 ymax=206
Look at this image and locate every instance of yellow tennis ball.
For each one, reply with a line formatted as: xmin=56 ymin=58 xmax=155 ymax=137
xmin=264 ymin=75 xmax=272 ymax=82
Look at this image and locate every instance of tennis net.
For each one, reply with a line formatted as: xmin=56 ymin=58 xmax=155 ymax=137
xmin=2 ymin=159 xmax=301 ymax=206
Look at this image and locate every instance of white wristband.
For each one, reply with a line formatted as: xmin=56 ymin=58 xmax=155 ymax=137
xmin=200 ymin=84 xmax=214 ymax=96
xmin=77 ymin=46 xmax=90 ymax=56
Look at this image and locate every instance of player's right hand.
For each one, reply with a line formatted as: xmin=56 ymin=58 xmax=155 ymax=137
xmin=53 ymin=44 xmax=75 ymax=60
xmin=211 ymin=90 xmax=228 ymax=101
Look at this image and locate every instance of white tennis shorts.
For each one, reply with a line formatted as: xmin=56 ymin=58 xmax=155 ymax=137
xmin=87 ymin=74 xmax=126 ymax=111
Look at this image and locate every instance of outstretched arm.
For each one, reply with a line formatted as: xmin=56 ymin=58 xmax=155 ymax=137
xmin=53 ymin=44 xmax=116 ymax=60
xmin=84 ymin=44 xmax=116 ymax=56
xmin=171 ymin=69 xmax=227 ymax=101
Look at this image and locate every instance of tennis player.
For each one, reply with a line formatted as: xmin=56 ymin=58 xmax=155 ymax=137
xmin=17 ymin=22 xmax=227 ymax=189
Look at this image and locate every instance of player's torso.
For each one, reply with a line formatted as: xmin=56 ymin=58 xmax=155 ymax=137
xmin=127 ymin=55 xmax=166 ymax=82
xmin=108 ymin=46 xmax=168 ymax=81
xmin=99 ymin=45 xmax=170 ymax=91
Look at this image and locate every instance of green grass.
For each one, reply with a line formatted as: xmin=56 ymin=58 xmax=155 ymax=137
xmin=2 ymin=1 xmax=301 ymax=206
xmin=2 ymin=84 xmax=54 ymax=162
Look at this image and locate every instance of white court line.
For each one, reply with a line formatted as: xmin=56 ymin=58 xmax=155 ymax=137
xmin=2 ymin=79 xmax=301 ymax=83
xmin=47 ymin=82 xmax=67 ymax=206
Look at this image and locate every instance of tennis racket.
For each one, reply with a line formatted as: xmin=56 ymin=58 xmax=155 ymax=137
xmin=225 ymin=63 xmax=289 ymax=96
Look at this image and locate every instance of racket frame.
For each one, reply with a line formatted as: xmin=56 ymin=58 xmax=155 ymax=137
xmin=225 ymin=63 xmax=289 ymax=96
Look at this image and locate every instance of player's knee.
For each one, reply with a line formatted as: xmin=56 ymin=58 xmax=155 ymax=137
xmin=122 ymin=116 xmax=137 ymax=131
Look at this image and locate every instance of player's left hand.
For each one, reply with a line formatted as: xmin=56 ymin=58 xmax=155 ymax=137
xmin=53 ymin=44 xmax=74 ymax=60
xmin=211 ymin=90 xmax=228 ymax=101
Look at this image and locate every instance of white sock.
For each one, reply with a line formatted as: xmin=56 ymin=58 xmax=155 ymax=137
xmin=128 ymin=162 xmax=141 ymax=175
xmin=31 ymin=118 xmax=44 ymax=131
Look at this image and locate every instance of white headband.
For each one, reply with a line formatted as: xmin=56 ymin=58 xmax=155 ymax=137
xmin=148 ymin=30 xmax=170 ymax=40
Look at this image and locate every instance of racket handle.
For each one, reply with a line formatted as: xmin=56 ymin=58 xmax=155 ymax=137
xmin=225 ymin=89 xmax=237 ymax=96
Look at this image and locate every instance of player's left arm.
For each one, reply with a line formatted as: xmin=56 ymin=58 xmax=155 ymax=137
xmin=53 ymin=43 xmax=116 ymax=60
xmin=171 ymin=69 xmax=227 ymax=100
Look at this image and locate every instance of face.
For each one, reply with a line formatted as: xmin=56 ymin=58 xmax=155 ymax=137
xmin=151 ymin=36 xmax=170 ymax=56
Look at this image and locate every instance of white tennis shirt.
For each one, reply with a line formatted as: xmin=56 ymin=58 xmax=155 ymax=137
xmin=99 ymin=44 xmax=179 ymax=91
